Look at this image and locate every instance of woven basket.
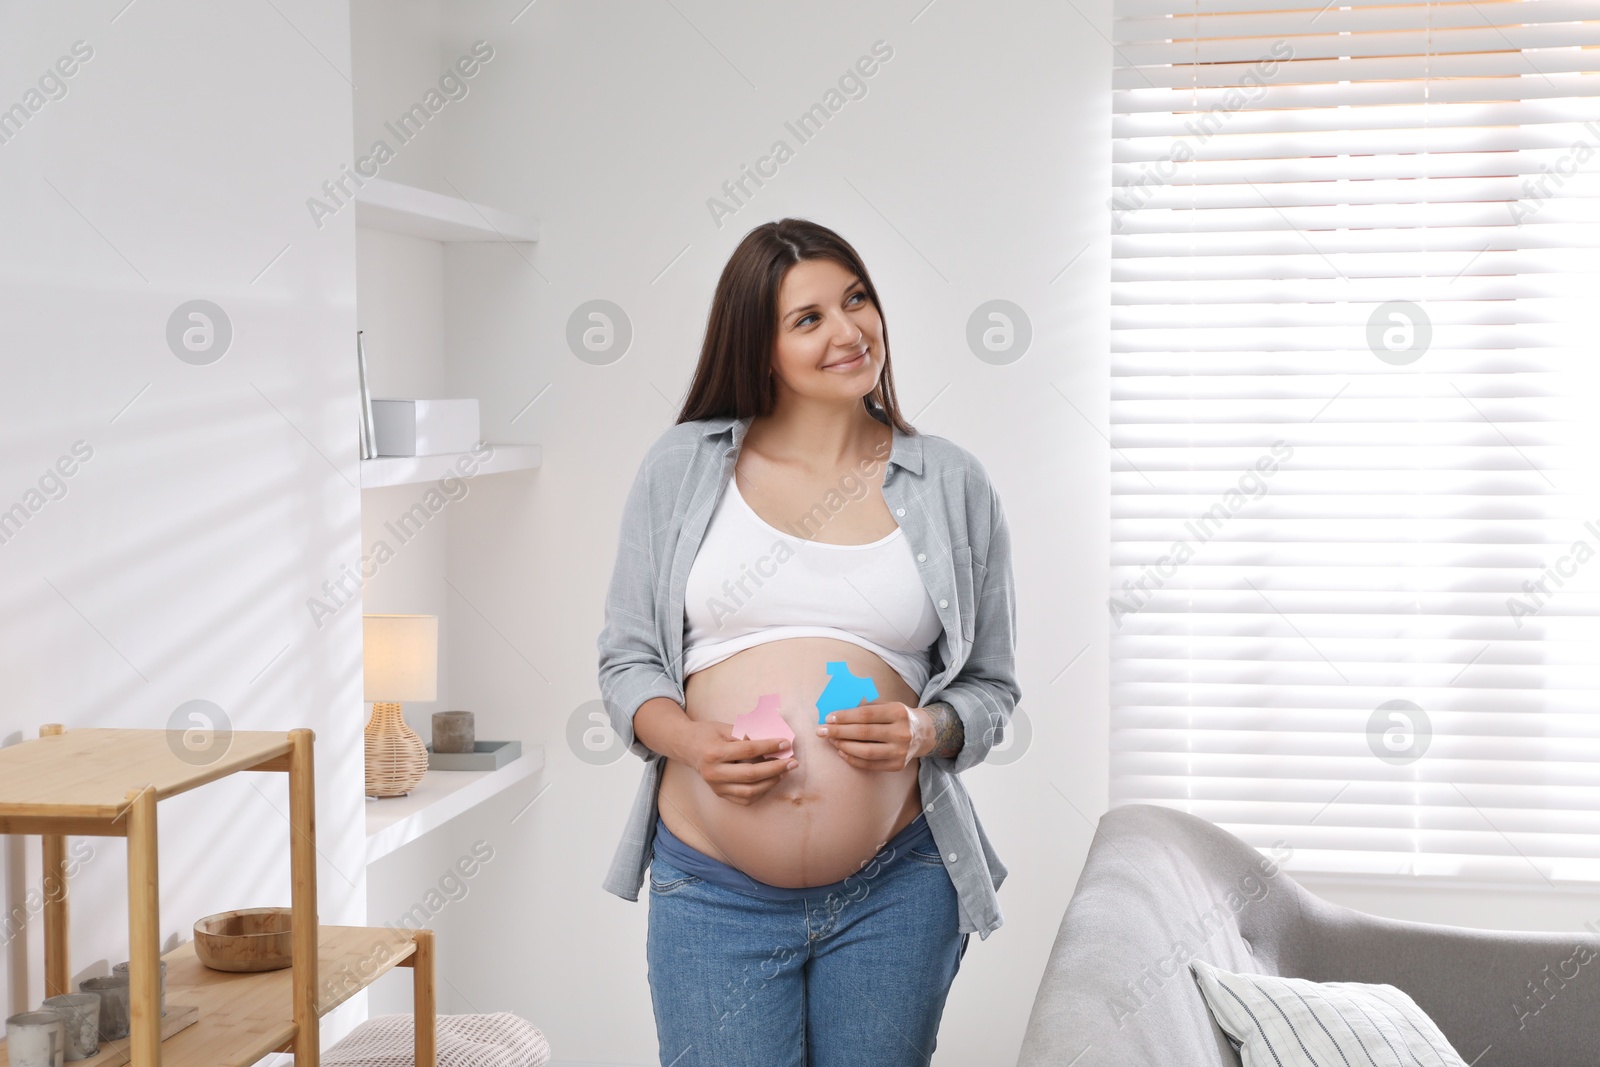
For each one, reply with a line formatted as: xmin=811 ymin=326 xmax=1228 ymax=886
xmin=324 ymin=1012 xmax=551 ymax=1067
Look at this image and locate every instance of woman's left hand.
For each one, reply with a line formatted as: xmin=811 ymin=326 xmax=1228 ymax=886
xmin=816 ymin=701 xmax=934 ymax=771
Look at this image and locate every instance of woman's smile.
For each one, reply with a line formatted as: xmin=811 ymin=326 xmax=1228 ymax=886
xmin=823 ymin=346 xmax=869 ymax=371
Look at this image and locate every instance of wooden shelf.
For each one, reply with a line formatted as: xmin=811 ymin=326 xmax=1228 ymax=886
xmin=0 ymin=725 xmax=437 ymax=1066
xmin=366 ymin=746 xmax=544 ymax=865
xmin=354 ymin=178 xmax=539 ymax=243
xmin=0 ymin=730 xmax=293 ymax=828
xmin=360 ymin=444 xmax=541 ymax=490
xmin=0 ymin=927 xmax=423 ymax=1067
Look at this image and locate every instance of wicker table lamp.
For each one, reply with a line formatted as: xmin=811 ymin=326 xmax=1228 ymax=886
xmin=362 ymin=613 xmax=437 ymax=798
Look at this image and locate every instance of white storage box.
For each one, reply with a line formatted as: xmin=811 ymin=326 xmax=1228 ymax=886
xmin=371 ymin=398 xmax=481 ymax=456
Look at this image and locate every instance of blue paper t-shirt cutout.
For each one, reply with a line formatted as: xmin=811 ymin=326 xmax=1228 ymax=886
xmin=814 ymin=661 xmax=879 ymax=723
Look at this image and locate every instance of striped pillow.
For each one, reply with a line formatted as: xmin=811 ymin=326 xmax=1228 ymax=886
xmin=1189 ymin=958 xmax=1468 ymax=1066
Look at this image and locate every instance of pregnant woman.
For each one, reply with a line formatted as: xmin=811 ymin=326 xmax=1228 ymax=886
xmin=597 ymin=218 xmax=1021 ymax=1067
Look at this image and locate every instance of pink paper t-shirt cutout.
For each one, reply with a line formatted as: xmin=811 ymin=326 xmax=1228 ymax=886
xmin=731 ymin=693 xmax=795 ymax=761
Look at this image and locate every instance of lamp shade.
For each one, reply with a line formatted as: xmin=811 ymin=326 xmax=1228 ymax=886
xmin=362 ymin=614 xmax=438 ymax=702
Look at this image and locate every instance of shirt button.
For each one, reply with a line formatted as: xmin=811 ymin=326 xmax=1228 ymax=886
xmin=947 ymin=852 xmax=958 ymax=862
xmin=916 ymin=553 xmax=927 ymax=563
xmin=939 ymin=599 xmax=949 ymax=609
xmin=895 ymin=508 xmax=905 ymax=517
xmin=925 ymin=803 xmax=935 ymax=812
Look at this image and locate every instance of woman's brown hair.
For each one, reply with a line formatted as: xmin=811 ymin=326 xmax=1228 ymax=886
xmin=676 ymin=218 xmax=916 ymax=435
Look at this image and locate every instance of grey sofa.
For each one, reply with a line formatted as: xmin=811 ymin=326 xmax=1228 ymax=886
xmin=1018 ymin=804 xmax=1600 ymax=1066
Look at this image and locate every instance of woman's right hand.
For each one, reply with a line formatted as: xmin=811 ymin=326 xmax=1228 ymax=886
xmin=681 ymin=720 xmax=797 ymax=805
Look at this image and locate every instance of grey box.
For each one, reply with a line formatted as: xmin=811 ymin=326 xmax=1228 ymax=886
xmin=425 ymin=739 xmax=521 ymax=771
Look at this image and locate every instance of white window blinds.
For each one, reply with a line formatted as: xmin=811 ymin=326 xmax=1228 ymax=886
xmin=1109 ymin=0 xmax=1600 ymax=883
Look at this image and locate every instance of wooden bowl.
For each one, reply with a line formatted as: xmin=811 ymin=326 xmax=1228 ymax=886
xmin=193 ymin=908 xmax=294 ymax=972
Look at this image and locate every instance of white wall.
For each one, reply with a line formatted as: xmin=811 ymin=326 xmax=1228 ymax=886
xmin=377 ymin=1 xmax=1112 ymax=1063
xmin=0 ymin=0 xmax=377 ymax=1050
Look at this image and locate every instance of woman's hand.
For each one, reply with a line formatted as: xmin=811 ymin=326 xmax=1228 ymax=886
xmin=681 ymin=720 xmax=798 ymax=805
xmin=815 ymin=701 xmax=934 ymax=771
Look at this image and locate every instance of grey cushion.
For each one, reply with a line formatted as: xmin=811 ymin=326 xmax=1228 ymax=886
xmin=1017 ymin=804 xmax=1600 ymax=1067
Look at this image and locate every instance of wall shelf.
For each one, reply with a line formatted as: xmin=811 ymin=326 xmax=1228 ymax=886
xmin=360 ymin=444 xmax=541 ymax=489
xmin=354 ymin=177 xmax=540 ymax=243
xmin=366 ymin=745 xmax=545 ymax=865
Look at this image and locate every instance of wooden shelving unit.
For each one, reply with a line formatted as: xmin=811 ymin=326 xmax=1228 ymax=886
xmin=0 ymin=725 xmax=437 ymax=1067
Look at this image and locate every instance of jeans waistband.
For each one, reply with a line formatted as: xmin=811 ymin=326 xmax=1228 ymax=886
xmin=651 ymin=810 xmax=935 ymax=902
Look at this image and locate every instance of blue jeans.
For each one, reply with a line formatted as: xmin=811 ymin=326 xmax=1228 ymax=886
xmin=645 ymin=825 xmax=971 ymax=1067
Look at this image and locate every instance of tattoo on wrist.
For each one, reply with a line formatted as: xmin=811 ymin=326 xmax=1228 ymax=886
xmin=926 ymin=701 xmax=964 ymax=759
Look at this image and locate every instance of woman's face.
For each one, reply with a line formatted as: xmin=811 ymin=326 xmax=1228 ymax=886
xmin=770 ymin=257 xmax=884 ymax=404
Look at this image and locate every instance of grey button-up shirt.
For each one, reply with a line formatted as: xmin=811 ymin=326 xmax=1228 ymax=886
xmin=596 ymin=407 xmax=1020 ymax=939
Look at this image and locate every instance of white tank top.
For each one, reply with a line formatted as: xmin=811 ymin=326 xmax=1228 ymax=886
xmin=683 ymin=474 xmax=942 ymax=694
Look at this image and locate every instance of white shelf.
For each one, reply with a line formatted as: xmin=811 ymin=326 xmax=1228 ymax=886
xmin=365 ymin=745 xmax=545 ymax=865
xmin=360 ymin=443 xmax=541 ymax=489
xmin=354 ymin=177 xmax=540 ymax=243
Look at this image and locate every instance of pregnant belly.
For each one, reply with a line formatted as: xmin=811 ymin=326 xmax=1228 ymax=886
xmin=658 ymin=636 xmax=924 ymax=888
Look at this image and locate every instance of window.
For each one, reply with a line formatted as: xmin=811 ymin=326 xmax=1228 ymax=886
xmin=1109 ymin=0 xmax=1600 ymax=883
